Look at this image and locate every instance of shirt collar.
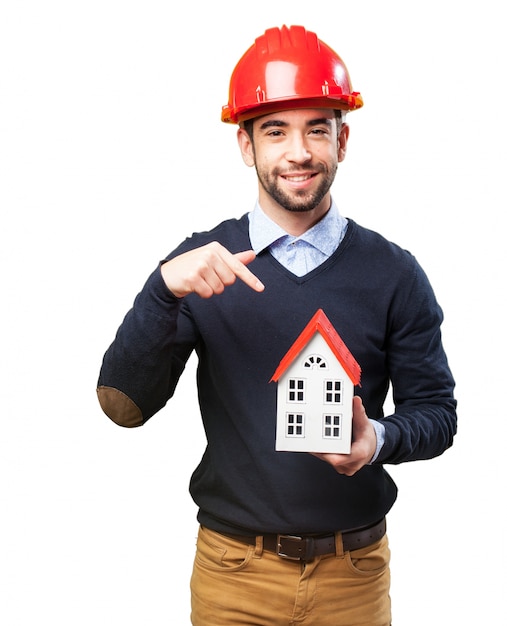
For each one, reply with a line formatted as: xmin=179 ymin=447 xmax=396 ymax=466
xmin=248 ymin=199 xmax=346 ymax=256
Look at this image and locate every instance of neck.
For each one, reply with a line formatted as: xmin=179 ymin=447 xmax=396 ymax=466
xmin=258 ymin=195 xmax=332 ymax=236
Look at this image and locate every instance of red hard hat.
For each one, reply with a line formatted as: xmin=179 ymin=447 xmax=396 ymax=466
xmin=221 ymin=25 xmax=363 ymax=124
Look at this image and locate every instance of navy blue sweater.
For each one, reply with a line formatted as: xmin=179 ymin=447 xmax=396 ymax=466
xmin=97 ymin=216 xmax=457 ymax=534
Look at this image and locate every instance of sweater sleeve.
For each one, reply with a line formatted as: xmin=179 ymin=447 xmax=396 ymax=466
xmin=96 ymin=264 xmax=197 ymax=427
xmin=375 ymin=258 xmax=457 ymax=464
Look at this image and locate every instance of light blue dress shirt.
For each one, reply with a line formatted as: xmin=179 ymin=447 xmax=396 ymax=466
xmin=249 ymin=199 xmax=348 ymax=276
xmin=248 ymin=199 xmax=385 ymax=463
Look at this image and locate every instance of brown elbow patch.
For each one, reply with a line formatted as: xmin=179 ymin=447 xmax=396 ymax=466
xmin=96 ymin=386 xmax=144 ymax=428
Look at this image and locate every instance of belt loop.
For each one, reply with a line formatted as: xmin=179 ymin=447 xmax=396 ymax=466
xmin=254 ymin=534 xmax=263 ymax=558
xmin=334 ymin=531 xmax=344 ymax=557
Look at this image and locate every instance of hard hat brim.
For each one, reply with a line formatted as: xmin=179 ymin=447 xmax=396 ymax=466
xmin=221 ymin=94 xmax=363 ymax=124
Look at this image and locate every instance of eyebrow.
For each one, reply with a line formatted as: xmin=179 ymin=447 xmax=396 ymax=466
xmin=258 ymin=117 xmax=333 ymax=130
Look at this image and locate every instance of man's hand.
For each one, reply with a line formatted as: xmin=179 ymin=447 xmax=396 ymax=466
xmin=311 ymin=396 xmax=377 ymax=476
xmin=161 ymin=242 xmax=265 ymax=299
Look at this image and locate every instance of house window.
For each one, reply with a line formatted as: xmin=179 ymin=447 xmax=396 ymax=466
xmin=286 ymin=413 xmax=305 ymax=437
xmin=304 ymin=354 xmax=328 ymax=369
xmin=288 ymin=378 xmax=305 ymax=403
xmin=323 ymin=414 xmax=342 ymax=439
xmin=324 ymin=380 xmax=342 ymax=404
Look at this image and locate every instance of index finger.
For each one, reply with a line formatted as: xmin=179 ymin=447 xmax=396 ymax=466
xmin=229 ymin=250 xmax=265 ymax=292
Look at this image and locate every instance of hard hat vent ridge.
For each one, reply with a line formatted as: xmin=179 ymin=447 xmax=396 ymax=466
xmin=260 ymin=25 xmax=320 ymax=56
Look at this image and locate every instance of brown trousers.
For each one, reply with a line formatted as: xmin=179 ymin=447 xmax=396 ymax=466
xmin=190 ymin=525 xmax=391 ymax=626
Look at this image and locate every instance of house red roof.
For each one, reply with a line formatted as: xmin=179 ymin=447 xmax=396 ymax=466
xmin=270 ymin=309 xmax=361 ymax=385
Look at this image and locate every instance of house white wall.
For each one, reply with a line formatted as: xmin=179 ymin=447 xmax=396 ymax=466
xmin=275 ymin=333 xmax=354 ymax=453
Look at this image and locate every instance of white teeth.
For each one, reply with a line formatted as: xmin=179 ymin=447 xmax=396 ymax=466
xmin=285 ymin=175 xmax=311 ymax=182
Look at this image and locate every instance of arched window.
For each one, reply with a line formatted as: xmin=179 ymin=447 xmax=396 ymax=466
xmin=303 ymin=354 xmax=328 ymax=369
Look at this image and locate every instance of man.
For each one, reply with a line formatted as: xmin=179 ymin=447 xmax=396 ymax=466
xmin=97 ymin=25 xmax=457 ymax=625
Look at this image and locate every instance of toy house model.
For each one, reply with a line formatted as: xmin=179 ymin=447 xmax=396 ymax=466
xmin=270 ymin=309 xmax=361 ymax=454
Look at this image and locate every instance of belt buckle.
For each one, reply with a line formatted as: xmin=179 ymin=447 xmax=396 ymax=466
xmin=276 ymin=534 xmax=314 ymax=561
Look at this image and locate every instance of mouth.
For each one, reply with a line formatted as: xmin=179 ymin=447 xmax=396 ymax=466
xmin=281 ymin=173 xmax=316 ymax=182
xmin=280 ymin=172 xmax=318 ymax=189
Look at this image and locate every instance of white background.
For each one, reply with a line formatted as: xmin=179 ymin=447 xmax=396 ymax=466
xmin=1 ymin=1 xmax=505 ymax=624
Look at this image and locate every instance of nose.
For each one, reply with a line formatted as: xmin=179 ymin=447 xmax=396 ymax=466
xmin=285 ymin=134 xmax=311 ymax=164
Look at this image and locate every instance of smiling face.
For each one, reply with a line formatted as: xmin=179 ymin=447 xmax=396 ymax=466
xmin=237 ymin=108 xmax=349 ymax=233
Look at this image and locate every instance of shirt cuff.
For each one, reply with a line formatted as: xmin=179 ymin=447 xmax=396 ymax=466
xmin=368 ymin=419 xmax=386 ymax=464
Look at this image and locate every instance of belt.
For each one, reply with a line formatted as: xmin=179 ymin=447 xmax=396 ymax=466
xmin=222 ymin=517 xmax=386 ymax=562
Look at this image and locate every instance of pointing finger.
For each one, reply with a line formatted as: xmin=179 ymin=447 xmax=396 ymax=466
xmin=229 ymin=250 xmax=265 ymax=292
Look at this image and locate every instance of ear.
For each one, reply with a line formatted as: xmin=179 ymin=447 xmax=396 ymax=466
xmin=337 ymin=123 xmax=350 ymax=163
xmin=237 ymin=127 xmax=255 ymax=167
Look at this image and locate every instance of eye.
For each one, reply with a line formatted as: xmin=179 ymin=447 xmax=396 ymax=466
xmin=309 ymin=127 xmax=328 ymax=136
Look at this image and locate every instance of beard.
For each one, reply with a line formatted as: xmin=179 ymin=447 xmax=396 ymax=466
xmin=255 ymin=161 xmax=337 ymax=213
